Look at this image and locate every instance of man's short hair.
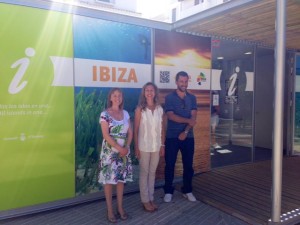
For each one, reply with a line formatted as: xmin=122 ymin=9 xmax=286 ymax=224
xmin=176 ymin=71 xmax=189 ymax=81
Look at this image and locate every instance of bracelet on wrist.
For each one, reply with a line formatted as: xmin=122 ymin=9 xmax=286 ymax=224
xmin=184 ymin=130 xmax=189 ymax=134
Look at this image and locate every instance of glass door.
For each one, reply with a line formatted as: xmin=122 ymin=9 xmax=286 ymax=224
xmin=293 ymin=54 xmax=300 ymax=155
xmin=211 ymin=38 xmax=254 ymax=168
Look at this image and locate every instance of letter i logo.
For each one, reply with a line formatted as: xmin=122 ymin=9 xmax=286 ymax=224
xmin=225 ymin=66 xmax=239 ymax=104
xmin=9 ymin=47 xmax=35 ymax=94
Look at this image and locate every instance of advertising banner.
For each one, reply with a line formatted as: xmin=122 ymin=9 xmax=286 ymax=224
xmin=154 ymin=30 xmax=212 ymax=176
xmin=0 ymin=4 xmax=75 ymax=210
xmin=155 ymin=30 xmax=211 ymax=90
xmin=73 ymin=15 xmax=151 ymax=195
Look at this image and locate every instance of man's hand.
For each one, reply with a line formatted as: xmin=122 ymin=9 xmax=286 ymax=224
xmin=178 ymin=131 xmax=187 ymax=141
xmin=188 ymin=118 xmax=196 ymax=127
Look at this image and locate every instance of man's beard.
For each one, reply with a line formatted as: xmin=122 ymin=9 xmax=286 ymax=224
xmin=177 ymin=86 xmax=186 ymax=92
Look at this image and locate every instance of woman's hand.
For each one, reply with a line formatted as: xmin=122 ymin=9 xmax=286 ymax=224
xmin=160 ymin=146 xmax=165 ymax=157
xmin=135 ymin=147 xmax=140 ymax=159
xmin=118 ymin=146 xmax=129 ymax=157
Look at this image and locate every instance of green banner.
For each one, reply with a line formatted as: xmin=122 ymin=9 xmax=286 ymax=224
xmin=0 ymin=4 xmax=75 ymax=210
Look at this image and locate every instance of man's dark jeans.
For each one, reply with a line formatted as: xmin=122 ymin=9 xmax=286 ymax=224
xmin=164 ymin=137 xmax=194 ymax=194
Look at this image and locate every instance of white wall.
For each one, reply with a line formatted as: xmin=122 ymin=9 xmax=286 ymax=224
xmin=115 ymin=0 xmax=138 ymax=12
xmin=177 ymin=0 xmax=225 ymax=20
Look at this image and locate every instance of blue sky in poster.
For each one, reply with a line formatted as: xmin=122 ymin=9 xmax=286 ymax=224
xmin=73 ymin=15 xmax=151 ymax=64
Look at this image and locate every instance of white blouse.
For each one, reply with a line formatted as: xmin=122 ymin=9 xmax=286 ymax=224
xmin=138 ymin=105 xmax=163 ymax=152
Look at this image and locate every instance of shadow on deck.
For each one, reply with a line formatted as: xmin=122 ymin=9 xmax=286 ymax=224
xmin=190 ymin=156 xmax=300 ymax=225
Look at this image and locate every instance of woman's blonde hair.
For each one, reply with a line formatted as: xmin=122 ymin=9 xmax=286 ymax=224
xmin=106 ymin=88 xmax=124 ymax=110
xmin=138 ymin=82 xmax=160 ymax=110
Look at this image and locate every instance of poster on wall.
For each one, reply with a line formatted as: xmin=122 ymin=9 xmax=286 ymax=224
xmin=0 ymin=4 xmax=75 ymax=210
xmin=73 ymin=15 xmax=151 ymax=195
xmin=155 ymin=30 xmax=211 ymax=90
xmin=154 ymin=30 xmax=212 ymax=176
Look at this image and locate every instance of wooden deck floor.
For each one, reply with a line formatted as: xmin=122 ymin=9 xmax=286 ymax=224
xmin=191 ymin=156 xmax=300 ymax=225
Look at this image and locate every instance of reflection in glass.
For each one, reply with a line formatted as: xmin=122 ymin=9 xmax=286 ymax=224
xmin=211 ymin=38 xmax=254 ymax=168
xmin=293 ymin=55 xmax=300 ymax=154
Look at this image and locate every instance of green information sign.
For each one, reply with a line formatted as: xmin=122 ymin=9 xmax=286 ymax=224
xmin=0 ymin=4 xmax=75 ymax=210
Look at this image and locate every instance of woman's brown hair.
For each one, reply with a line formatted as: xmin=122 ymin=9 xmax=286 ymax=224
xmin=106 ymin=88 xmax=124 ymax=110
xmin=138 ymin=82 xmax=160 ymax=111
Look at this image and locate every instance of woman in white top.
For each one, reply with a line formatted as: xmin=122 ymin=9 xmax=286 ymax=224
xmin=134 ymin=82 xmax=165 ymax=212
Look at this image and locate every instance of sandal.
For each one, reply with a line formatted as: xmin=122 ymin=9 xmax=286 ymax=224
xmin=117 ymin=210 xmax=128 ymax=220
xmin=150 ymin=201 xmax=158 ymax=210
xmin=107 ymin=213 xmax=117 ymax=223
xmin=143 ymin=202 xmax=155 ymax=212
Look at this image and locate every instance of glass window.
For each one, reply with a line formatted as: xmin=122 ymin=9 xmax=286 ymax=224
xmin=211 ymin=38 xmax=254 ymax=168
xmin=293 ymin=54 xmax=300 ymax=155
xmin=254 ymin=47 xmax=274 ymax=161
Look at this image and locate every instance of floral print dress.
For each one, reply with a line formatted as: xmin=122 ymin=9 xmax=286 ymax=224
xmin=98 ymin=110 xmax=133 ymax=185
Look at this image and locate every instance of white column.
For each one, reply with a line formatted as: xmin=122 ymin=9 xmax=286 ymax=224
xmin=271 ymin=0 xmax=286 ymax=222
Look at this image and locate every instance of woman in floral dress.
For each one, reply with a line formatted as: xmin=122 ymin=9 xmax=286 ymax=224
xmin=99 ymin=88 xmax=133 ymax=223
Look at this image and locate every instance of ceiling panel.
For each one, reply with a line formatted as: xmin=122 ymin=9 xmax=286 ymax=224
xmin=173 ymin=0 xmax=300 ymax=50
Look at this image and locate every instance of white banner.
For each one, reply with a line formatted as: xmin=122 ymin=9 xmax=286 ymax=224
xmin=211 ymin=69 xmax=222 ymax=90
xmin=245 ymin=71 xmax=254 ymax=91
xmin=74 ymin=58 xmax=151 ymax=88
xmin=154 ymin=65 xmax=211 ymax=90
xmin=50 ymin=56 xmax=74 ymax=87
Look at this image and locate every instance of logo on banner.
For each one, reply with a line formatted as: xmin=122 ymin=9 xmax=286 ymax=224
xmin=9 ymin=48 xmax=36 ymax=94
xmin=6 ymin=47 xmax=74 ymax=95
xmin=225 ymin=66 xmax=239 ymax=104
xmin=197 ymin=72 xmax=207 ymax=85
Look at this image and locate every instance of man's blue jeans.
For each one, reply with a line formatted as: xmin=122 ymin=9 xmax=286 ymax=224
xmin=164 ymin=137 xmax=194 ymax=194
